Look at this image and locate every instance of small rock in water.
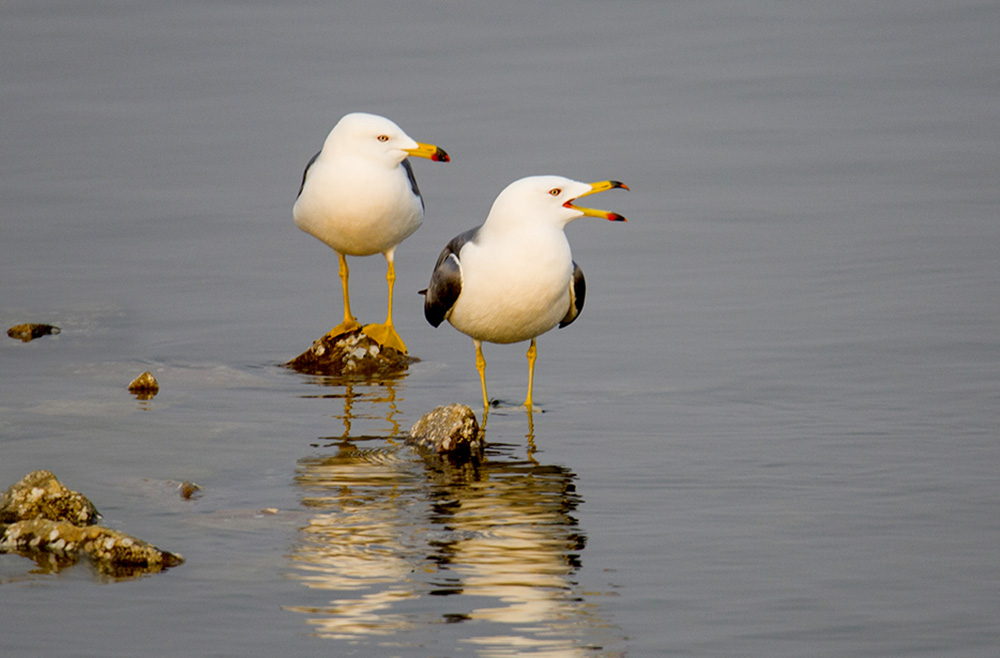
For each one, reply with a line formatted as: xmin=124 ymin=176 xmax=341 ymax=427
xmin=128 ymin=370 xmax=160 ymax=399
xmin=7 ymin=323 xmax=61 ymax=342
xmin=286 ymin=326 xmax=414 ymax=378
xmin=178 ymin=481 xmax=201 ymax=499
xmin=407 ymin=404 xmax=483 ymax=462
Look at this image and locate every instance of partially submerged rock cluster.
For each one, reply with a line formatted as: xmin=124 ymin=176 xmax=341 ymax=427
xmin=0 ymin=470 xmax=183 ymax=578
xmin=4 ymin=320 xmax=487 ymax=585
xmin=286 ymin=327 xmax=414 ymax=378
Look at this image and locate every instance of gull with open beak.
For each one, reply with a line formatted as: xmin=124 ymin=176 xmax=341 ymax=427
xmin=423 ymin=175 xmax=628 ymax=414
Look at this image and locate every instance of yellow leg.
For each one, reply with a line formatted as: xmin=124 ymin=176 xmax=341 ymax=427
xmin=329 ymin=253 xmax=361 ymax=337
xmin=362 ymin=257 xmax=408 ymax=353
xmin=523 ymin=338 xmax=538 ymax=410
xmin=385 ymin=260 xmax=396 ymax=326
xmin=475 ymin=339 xmax=489 ymax=417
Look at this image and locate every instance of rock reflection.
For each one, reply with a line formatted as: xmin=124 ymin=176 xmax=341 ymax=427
xmin=286 ymin=431 xmax=606 ymax=655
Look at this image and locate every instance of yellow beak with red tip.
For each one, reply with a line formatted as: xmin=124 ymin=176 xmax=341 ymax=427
xmin=564 ymin=180 xmax=629 ymax=221
xmin=405 ymin=142 xmax=450 ymax=162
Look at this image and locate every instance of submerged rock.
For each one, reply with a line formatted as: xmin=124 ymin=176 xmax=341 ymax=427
xmin=128 ymin=370 xmax=160 ymax=399
xmin=0 ymin=470 xmax=183 ymax=577
xmin=7 ymin=323 xmax=61 ymax=342
xmin=286 ymin=326 xmax=414 ymax=378
xmin=407 ymin=404 xmax=484 ymax=462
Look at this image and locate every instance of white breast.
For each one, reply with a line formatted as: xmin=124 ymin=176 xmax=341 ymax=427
xmin=447 ymin=228 xmax=573 ymax=344
xmin=293 ymin=157 xmax=423 ymax=256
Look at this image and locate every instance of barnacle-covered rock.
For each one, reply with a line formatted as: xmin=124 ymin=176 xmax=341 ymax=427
xmin=1 ymin=518 xmax=183 ymax=576
xmin=0 ymin=469 xmax=101 ymax=525
xmin=286 ymin=326 xmax=414 ymax=378
xmin=7 ymin=323 xmax=61 ymax=342
xmin=407 ymin=404 xmax=483 ymax=463
xmin=0 ymin=470 xmax=183 ymax=577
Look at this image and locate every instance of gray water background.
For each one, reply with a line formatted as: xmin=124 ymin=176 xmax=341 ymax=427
xmin=2 ymin=1 xmax=998 ymax=656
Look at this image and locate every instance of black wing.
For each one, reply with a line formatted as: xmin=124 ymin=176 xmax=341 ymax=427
xmin=296 ymin=151 xmax=321 ymax=200
xmin=423 ymin=227 xmax=479 ymax=327
xmin=401 ymin=159 xmax=424 ymax=209
xmin=559 ymin=261 xmax=586 ymax=328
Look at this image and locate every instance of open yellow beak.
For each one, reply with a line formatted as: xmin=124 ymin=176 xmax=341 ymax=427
xmin=564 ymin=180 xmax=629 ymax=222
xmin=405 ymin=142 xmax=450 ymax=162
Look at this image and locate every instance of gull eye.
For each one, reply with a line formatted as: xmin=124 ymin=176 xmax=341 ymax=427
xmin=377 ymin=134 xmax=390 ymax=142
xmin=548 ymin=188 xmax=561 ymax=196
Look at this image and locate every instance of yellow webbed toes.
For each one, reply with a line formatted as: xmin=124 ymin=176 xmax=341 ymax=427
xmin=327 ymin=318 xmax=362 ymax=339
xmin=362 ymin=323 xmax=408 ymax=354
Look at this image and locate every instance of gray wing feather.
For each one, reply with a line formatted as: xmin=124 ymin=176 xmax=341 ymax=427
xmin=559 ymin=261 xmax=586 ymax=328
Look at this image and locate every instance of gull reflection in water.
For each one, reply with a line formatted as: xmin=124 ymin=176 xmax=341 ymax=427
xmin=299 ymin=376 xmax=404 ymax=444
xmin=285 ymin=410 xmax=612 ymax=656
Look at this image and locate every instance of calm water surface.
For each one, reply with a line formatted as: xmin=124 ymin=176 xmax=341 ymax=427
xmin=2 ymin=1 xmax=999 ymax=656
